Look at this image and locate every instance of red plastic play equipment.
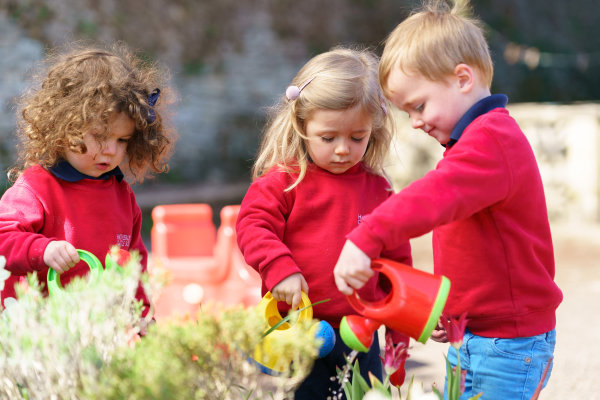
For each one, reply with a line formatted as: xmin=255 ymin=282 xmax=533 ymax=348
xmin=340 ymin=258 xmax=450 ymax=352
xmin=150 ymin=204 xmax=262 ymax=320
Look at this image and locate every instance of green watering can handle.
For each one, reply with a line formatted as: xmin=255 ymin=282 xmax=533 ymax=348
xmin=47 ymin=249 xmax=103 ymax=296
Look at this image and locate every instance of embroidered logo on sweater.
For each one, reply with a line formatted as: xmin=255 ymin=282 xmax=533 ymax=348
xmin=116 ymin=234 xmax=131 ymax=247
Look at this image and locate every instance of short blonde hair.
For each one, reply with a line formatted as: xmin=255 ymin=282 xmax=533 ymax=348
xmin=11 ymin=42 xmax=176 ymax=183
xmin=379 ymin=0 xmax=493 ymax=95
xmin=253 ymin=46 xmax=393 ymax=190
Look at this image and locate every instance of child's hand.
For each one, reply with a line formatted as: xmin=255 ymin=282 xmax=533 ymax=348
xmin=429 ymin=319 xmax=448 ymax=343
xmin=43 ymin=240 xmax=79 ymax=274
xmin=272 ymin=273 xmax=309 ymax=310
xmin=333 ymin=240 xmax=373 ymax=295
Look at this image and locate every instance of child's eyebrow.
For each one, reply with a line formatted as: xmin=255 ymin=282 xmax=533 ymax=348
xmin=400 ymin=98 xmax=419 ymax=111
xmin=402 ymin=97 xmax=415 ymax=107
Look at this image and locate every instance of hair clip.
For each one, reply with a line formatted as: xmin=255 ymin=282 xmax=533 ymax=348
xmin=147 ymin=88 xmax=161 ymax=123
xmin=379 ymin=93 xmax=388 ymax=115
xmin=285 ymin=77 xmax=315 ymax=101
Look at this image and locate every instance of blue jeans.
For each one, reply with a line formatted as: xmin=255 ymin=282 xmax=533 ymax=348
xmin=445 ymin=329 xmax=556 ymax=400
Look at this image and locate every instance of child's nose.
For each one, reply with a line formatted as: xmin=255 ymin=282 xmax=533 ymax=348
xmin=411 ymin=117 xmax=424 ymax=130
xmin=335 ymin=140 xmax=350 ymax=155
xmin=102 ymin=140 xmax=117 ymax=155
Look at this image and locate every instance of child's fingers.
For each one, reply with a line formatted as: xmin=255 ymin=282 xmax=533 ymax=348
xmin=334 ymin=275 xmax=354 ymax=296
xmin=285 ymin=291 xmax=294 ymax=306
xmin=64 ymin=244 xmax=80 ymax=266
xmin=272 ymin=290 xmax=285 ymax=303
xmin=44 ymin=241 xmax=80 ymax=273
xmin=300 ymin=276 xmax=309 ymax=295
xmin=352 ymin=267 xmax=374 ymax=282
xmin=291 ymin=291 xmax=302 ymax=310
xmin=345 ymin=275 xmax=369 ymax=290
xmin=56 ymin=246 xmax=79 ymax=271
xmin=430 ymin=328 xmax=448 ymax=343
xmin=49 ymin=263 xmax=67 ymax=274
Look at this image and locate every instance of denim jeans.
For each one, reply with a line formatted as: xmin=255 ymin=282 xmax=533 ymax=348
xmin=445 ymin=329 xmax=556 ymax=400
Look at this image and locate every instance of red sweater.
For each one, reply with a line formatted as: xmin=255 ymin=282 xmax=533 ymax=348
xmin=236 ymin=162 xmax=412 ymax=328
xmin=348 ymin=107 xmax=563 ymax=338
xmin=0 ymin=165 xmax=150 ymax=313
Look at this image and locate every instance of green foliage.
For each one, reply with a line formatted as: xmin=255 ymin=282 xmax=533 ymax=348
xmin=341 ymin=359 xmax=393 ymax=400
xmin=0 ymin=253 xmax=145 ymax=399
xmin=0 ymin=254 xmax=319 ymax=399
xmin=87 ymin=308 xmax=265 ymax=400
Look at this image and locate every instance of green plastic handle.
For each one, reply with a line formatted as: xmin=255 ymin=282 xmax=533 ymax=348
xmin=47 ymin=249 xmax=103 ymax=296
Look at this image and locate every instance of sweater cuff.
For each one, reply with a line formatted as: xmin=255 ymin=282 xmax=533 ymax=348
xmin=27 ymin=237 xmax=52 ymax=271
xmin=262 ymin=255 xmax=302 ymax=291
xmin=347 ymin=226 xmax=384 ymax=259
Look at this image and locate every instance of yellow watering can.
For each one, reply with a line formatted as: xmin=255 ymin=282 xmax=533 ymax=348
xmin=251 ymin=291 xmax=335 ymax=375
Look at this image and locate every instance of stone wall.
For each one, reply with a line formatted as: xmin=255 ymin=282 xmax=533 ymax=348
xmin=0 ymin=12 xmax=44 ymax=180
xmin=1 ymin=8 xmax=599 ymax=224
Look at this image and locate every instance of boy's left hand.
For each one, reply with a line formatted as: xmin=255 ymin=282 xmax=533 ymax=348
xmin=430 ymin=319 xmax=448 ymax=343
xmin=333 ymin=240 xmax=373 ymax=295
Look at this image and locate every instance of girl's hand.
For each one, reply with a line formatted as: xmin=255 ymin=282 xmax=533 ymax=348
xmin=333 ymin=240 xmax=373 ymax=295
xmin=429 ymin=319 xmax=448 ymax=343
xmin=272 ymin=273 xmax=309 ymax=310
xmin=43 ymin=240 xmax=79 ymax=274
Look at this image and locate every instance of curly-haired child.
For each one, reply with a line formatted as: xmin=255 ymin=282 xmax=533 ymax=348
xmin=0 ymin=43 xmax=176 ymax=327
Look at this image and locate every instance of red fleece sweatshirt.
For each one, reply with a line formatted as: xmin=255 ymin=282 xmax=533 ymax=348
xmin=236 ymin=162 xmax=412 ymax=328
xmin=0 ymin=165 xmax=150 ymax=314
xmin=348 ymin=108 xmax=563 ymax=338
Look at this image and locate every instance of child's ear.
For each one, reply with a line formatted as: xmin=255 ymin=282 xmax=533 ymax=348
xmin=454 ymin=63 xmax=474 ymax=92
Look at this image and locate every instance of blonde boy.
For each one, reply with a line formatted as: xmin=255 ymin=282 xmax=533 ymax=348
xmin=333 ymin=0 xmax=562 ymax=398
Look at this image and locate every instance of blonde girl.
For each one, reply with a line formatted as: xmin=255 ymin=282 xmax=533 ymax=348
xmin=236 ymin=46 xmax=412 ymax=399
xmin=252 ymin=47 xmax=393 ymax=191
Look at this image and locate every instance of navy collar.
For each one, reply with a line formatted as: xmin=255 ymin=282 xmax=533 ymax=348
xmin=49 ymin=160 xmax=124 ymax=182
xmin=445 ymin=94 xmax=508 ymax=149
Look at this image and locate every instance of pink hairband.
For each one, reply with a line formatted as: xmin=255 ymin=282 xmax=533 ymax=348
xmin=285 ymin=76 xmax=315 ymax=101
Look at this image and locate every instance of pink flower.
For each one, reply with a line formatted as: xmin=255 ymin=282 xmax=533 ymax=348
xmin=380 ymin=331 xmax=409 ymax=387
xmin=450 ymin=366 xmax=467 ymax=394
xmin=440 ymin=311 xmax=468 ymax=349
xmin=108 ymin=247 xmax=131 ymax=267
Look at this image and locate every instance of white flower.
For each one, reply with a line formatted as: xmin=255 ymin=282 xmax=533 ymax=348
xmin=0 ymin=257 xmax=9 ymax=292
xmin=363 ymin=389 xmax=391 ymax=400
xmin=407 ymin=380 xmax=440 ymax=400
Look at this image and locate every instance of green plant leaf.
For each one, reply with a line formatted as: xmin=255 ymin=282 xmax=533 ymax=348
xmin=443 ymin=354 xmax=460 ymax=400
xmin=343 ymin=382 xmax=352 ymax=400
xmin=353 ymin=361 xmax=371 ymax=394
xmin=369 ymin=371 xmax=388 ymax=393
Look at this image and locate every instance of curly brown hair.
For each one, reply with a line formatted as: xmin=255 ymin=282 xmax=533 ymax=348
xmin=10 ymin=42 xmax=176 ymax=183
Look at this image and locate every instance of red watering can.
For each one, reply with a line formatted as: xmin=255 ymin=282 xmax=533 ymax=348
xmin=340 ymin=258 xmax=450 ymax=352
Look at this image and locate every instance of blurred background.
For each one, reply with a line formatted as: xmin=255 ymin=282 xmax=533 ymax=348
xmin=0 ymin=2 xmax=599 ymax=398
xmin=0 ymin=0 xmax=599 ymax=232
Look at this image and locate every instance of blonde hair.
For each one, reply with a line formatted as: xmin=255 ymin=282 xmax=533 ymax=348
xmin=379 ymin=0 xmax=493 ymax=95
xmin=11 ymin=42 xmax=176 ymax=183
xmin=253 ymin=46 xmax=394 ymax=191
